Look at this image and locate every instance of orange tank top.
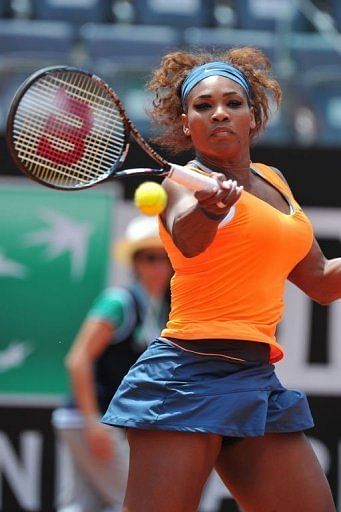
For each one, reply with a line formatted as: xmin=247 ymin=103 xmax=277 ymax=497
xmin=159 ymin=162 xmax=314 ymax=363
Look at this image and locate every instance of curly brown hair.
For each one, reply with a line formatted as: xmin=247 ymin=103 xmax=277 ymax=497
xmin=147 ymin=47 xmax=282 ymax=154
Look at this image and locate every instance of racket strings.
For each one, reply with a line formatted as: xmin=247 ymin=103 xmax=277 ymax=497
xmin=13 ymin=114 xmax=121 ymax=185
xmin=12 ymin=71 xmax=127 ymax=188
xmin=34 ymin=76 xmax=126 ymax=134
xmin=17 ymin=77 xmax=124 ymax=158
xmin=14 ymin=109 xmax=124 ymax=168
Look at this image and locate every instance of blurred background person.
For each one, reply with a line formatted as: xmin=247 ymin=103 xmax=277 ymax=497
xmin=52 ymin=215 xmax=173 ymax=512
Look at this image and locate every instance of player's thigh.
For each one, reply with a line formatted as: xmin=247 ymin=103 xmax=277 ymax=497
xmin=124 ymin=428 xmax=222 ymax=512
xmin=215 ymin=432 xmax=335 ymax=512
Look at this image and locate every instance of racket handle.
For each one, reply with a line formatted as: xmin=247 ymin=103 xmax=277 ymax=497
xmin=168 ymin=163 xmax=217 ymax=192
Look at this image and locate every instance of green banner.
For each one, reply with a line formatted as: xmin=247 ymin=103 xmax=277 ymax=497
xmin=0 ymin=182 xmax=114 ymax=399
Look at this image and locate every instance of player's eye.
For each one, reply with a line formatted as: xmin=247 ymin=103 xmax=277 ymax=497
xmin=228 ymin=100 xmax=242 ymax=108
xmin=194 ymin=102 xmax=211 ymax=111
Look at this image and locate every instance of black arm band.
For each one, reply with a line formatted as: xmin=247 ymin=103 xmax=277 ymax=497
xmin=197 ymin=205 xmax=226 ymax=221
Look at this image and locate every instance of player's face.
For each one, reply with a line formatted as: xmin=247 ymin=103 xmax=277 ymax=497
xmin=181 ymin=76 xmax=256 ymax=163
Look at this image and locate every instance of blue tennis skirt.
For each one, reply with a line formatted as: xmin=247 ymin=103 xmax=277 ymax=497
xmin=102 ymin=338 xmax=314 ymax=437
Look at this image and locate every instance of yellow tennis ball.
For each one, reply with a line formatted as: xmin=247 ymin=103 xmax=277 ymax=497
xmin=134 ymin=182 xmax=168 ymax=216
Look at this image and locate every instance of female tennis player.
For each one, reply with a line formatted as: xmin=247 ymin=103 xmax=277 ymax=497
xmin=102 ymin=47 xmax=339 ymax=512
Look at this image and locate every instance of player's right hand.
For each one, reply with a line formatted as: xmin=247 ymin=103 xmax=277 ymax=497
xmin=195 ymin=174 xmax=243 ymax=215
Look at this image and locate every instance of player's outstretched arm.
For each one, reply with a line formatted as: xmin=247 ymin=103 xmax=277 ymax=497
xmin=288 ymin=238 xmax=341 ymax=305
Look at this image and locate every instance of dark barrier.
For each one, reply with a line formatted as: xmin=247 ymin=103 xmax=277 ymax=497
xmin=0 ymin=405 xmax=56 ymax=512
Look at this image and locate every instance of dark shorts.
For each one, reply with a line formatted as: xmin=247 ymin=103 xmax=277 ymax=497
xmin=102 ymin=338 xmax=314 ymax=437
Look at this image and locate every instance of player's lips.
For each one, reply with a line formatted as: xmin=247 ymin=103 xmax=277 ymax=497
xmin=211 ymin=126 xmax=234 ymax=136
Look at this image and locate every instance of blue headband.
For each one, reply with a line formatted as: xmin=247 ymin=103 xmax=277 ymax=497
xmin=180 ymin=61 xmax=252 ymax=108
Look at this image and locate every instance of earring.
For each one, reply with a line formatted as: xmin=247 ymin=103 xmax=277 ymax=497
xmin=184 ymin=127 xmax=190 ymax=136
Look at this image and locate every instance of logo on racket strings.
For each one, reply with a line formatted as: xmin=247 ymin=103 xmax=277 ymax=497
xmin=37 ymin=88 xmax=93 ymax=166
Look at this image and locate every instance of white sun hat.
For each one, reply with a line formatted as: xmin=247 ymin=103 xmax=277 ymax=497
xmin=115 ymin=215 xmax=163 ymax=265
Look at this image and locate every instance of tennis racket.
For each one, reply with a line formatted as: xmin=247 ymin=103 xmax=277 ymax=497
xmin=6 ymin=66 xmax=217 ymax=192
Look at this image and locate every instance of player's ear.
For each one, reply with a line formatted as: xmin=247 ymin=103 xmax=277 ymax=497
xmin=181 ymin=113 xmax=190 ymax=136
xmin=249 ymin=106 xmax=256 ymax=130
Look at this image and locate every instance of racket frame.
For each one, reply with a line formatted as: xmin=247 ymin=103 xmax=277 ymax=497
xmin=6 ymin=66 xmax=136 ymax=190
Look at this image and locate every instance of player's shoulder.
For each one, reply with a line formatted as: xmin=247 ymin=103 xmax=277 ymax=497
xmin=254 ymin=162 xmax=290 ymax=187
xmin=269 ymin=166 xmax=290 ymax=187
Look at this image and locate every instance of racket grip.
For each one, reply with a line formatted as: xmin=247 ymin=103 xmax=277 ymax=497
xmin=168 ymin=163 xmax=217 ymax=192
